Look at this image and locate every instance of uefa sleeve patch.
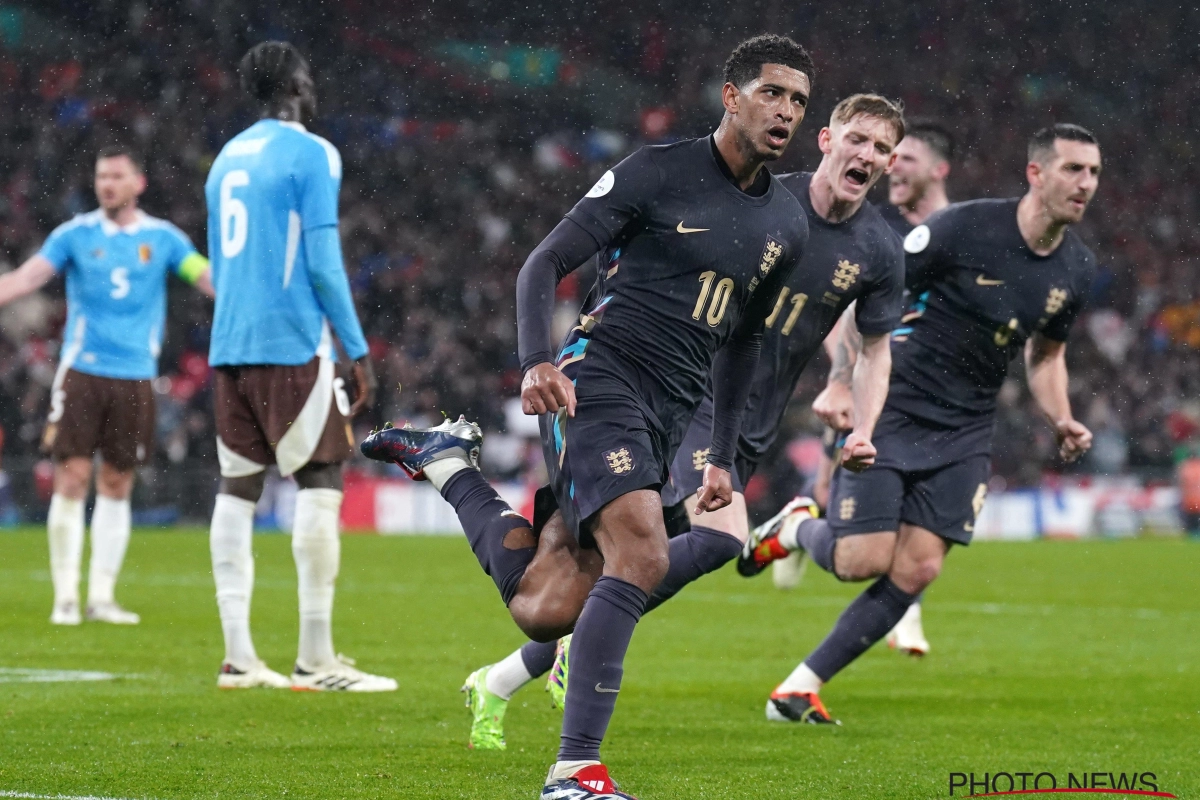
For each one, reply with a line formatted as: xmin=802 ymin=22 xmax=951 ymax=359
xmin=585 ymin=170 xmax=615 ymax=198
xmin=904 ymin=224 xmax=931 ymax=254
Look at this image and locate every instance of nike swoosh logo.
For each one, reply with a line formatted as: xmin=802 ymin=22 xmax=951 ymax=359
xmin=976 ymin=275 xmax=1005 ymax=286
xmin=677 ymin=221 xmax=709 ymax=234
xmin=595 ymin=683 xmax=620 ymax=693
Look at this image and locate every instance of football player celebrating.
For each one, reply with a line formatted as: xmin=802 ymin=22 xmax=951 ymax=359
xmin=741 ymin=124 xmax=1100 ymax=724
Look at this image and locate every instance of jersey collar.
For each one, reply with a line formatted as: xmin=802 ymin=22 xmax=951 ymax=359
xmin=277 ymin=120 xmax=308 ymax=133
xmin=98 ymin=209 xmax=147 ymax=236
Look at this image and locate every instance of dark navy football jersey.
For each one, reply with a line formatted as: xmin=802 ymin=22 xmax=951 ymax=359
xmin=890 ymin=198 xmax=1096 ymax=424
xmin=563 ymin=137 xmax=809 ymax=442
xmin=734 ymin=172 xmax=905 ymax=464
xmin=879 ymin=203 xmax=915 ymax=237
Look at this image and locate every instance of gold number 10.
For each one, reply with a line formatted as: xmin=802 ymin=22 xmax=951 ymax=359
xmin=692 ymin=270 xmax=736 ymax=327
xmin=764 ymin=287 xmax=808 ymax=336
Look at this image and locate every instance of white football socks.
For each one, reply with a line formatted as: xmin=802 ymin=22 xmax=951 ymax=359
xmin=549 ymin=761 xmax=602 ymax=781
xmin=210 ymin=494 xmax=259 ymax=668
xmin=777 ymin=512 xmax=806 ymax=552
xmin=423 ymin=456 xmax=472 ymax=492
xmin=87 ymin=495 xmax=132 ymax=606
xmin=485 ymin=647 xmax=535 ymax=701
xmin=47 ymin=493 xmax=85 ymax=607
xmin=776 ymin=661 xmax=824 ymax=695
xmin=292 ymin=488 xmax=342 ymax=669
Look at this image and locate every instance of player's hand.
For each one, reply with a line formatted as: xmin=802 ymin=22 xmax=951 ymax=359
xmin=349 ymin=355 xmax=378 ymax=417
xmin=840 ymin=431 xmax=877 ymax=473
xmin=521 ymin=362 xmax=577 ymax=417
xmin=1054 ymin=418 xmax=1092 ymax=463
xmin=694 ymin=463 xmax=734 ymax=514
xmin=813 ymin=381 xmax=854 ymax=430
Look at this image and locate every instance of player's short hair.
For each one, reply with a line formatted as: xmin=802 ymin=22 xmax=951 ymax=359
xmin=829 ymin=94 xmax=906 ymax=145
xmin=239 ymin=41 xmax=309 ymax=104
xmin=1028 ymin=123 xmax=1099 ymax=163
xmin=723 ymin=34 xmax=815 ymax=89
xmin=95 ymin=145 xmax=143 ymax=172
xmin=904 ymin=118 xmax=955 ymax=163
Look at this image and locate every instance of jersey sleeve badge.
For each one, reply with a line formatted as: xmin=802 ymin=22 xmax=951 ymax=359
xmin=904 ymin=224 xmax=931 ymax=253
xmin=585 ymin=170 xmax=615 ymax=198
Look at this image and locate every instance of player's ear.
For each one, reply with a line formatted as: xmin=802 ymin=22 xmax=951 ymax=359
xmin=721 ymin=81 xmax=741 ymax=115
xmin=134 ymin=171 xmax=147 ymax=196
xmin=1025 ymin=159 xmax=1042 ymax=189
xmin=883 ymin=151 xmax=898 ymax=174
xmin=933 ymin=160 xmax=951 ymax=181
xmin=817 ymin=127 xmax=833 ymax=155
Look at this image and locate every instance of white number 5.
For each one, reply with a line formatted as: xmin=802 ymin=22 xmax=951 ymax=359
xmin=220 ymin=169 xmax=250 ymax=258
xmin=110 ymin=267 xmax=130 ymax=299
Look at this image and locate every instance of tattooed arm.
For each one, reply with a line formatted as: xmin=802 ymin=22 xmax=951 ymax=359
xmin=812 ymin=303 xmax=861 ymax=430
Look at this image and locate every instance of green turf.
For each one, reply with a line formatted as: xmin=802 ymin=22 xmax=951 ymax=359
xmin=0 ymin=529 xmax=1197 ymax=799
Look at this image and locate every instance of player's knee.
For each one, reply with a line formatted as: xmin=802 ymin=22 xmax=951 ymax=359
xmin=220 ymin=474 xmax=265 ymax=503
xmin=833 ymin=539 xmax=893 ymax=582
xmin=295 ymin=462 xmax=343 ymax=491
xmin=894 ymin=555 xmax=942 ymax=593
xmin=612 ymin=537 xmax=669 ymax=592
xmin=53 ymin=459 xmax=91 ymax=500
xmin=510 ymin=594 xmax=578 ymax=643
xmin=95 ymin=464 xmax=134 ymax=499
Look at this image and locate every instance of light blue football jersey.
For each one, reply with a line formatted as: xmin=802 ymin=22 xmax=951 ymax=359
xmin=205 ymin=119 xmax=368 ymax=367
xmin=39 ymin=210 xmax=202 ymax=380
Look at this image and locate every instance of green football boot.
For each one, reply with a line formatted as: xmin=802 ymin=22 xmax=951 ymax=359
xmin=545 ymin=634 xmax=572 ymax=711
xmin=462 ymin=665 xmax=508 ymax=750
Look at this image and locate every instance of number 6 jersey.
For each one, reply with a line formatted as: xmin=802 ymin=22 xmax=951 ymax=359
xmin=205 ymin=119 xmax=367 ymax=367
xmin=38 ymin=210 xmax=204 ymax=380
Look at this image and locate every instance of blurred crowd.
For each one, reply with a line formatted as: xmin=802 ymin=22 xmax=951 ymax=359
xmin=0 ymin=0 xmax=1197 ymax=510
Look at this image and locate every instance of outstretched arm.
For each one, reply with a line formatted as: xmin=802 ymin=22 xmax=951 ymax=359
xmin=0 ymin=254 xmax=56 ymax=306
xmin=813 ymin=304 xmax=860 ymax=431
xmin=1025 ymin=333 xmax=1091 ymax=462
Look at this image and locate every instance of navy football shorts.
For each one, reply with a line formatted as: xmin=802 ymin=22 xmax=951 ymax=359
xmin=828 ymin=403 xmax=993 ymax=545
xmin=660 ymin=395 xmax=750 ymax=508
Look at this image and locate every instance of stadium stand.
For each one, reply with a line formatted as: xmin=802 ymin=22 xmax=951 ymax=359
xmin=0 ymin=1 xmax=1196 ymax=524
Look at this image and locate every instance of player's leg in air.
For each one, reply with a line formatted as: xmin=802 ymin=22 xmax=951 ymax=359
xmin=408 ymin=401 xmax=756 ymax=750
xmin=45 ymin=371 xmax=153 ymax=626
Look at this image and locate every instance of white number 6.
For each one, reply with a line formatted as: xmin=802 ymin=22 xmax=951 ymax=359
xmin=220 ymin=169 xmax=250 ymax=258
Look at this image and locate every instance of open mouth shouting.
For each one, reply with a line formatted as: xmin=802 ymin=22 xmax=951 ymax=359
xmin=766 ymin=125 xmax=790 ymax=149
xmin=844 ymin=166 xmax=870 ymax=190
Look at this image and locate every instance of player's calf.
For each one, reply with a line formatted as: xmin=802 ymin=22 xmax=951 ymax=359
xmin=361 ymin=418 xmax=599 ymax=639
xmin=509 ymin=522 xmax=601 ymax=642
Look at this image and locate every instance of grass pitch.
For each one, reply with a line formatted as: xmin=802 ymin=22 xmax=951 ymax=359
xmin=0 ymin=529 xmax=1197 ymax=799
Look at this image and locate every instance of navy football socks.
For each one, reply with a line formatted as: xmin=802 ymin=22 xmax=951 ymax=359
xmin=805 ymin=575 xmax=917 ymax=681
xmin=441 ymin=469 xmax=536 ymax=605
xmin=558 ymin=576 xmax=648 ymax=762
xmin=645 ymin=525 xmax=742 ymax=613
xmin=795 ymin=517 xmax=838 ymax=574
xmin=520 ymin=639 xmax=558 ymax=677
